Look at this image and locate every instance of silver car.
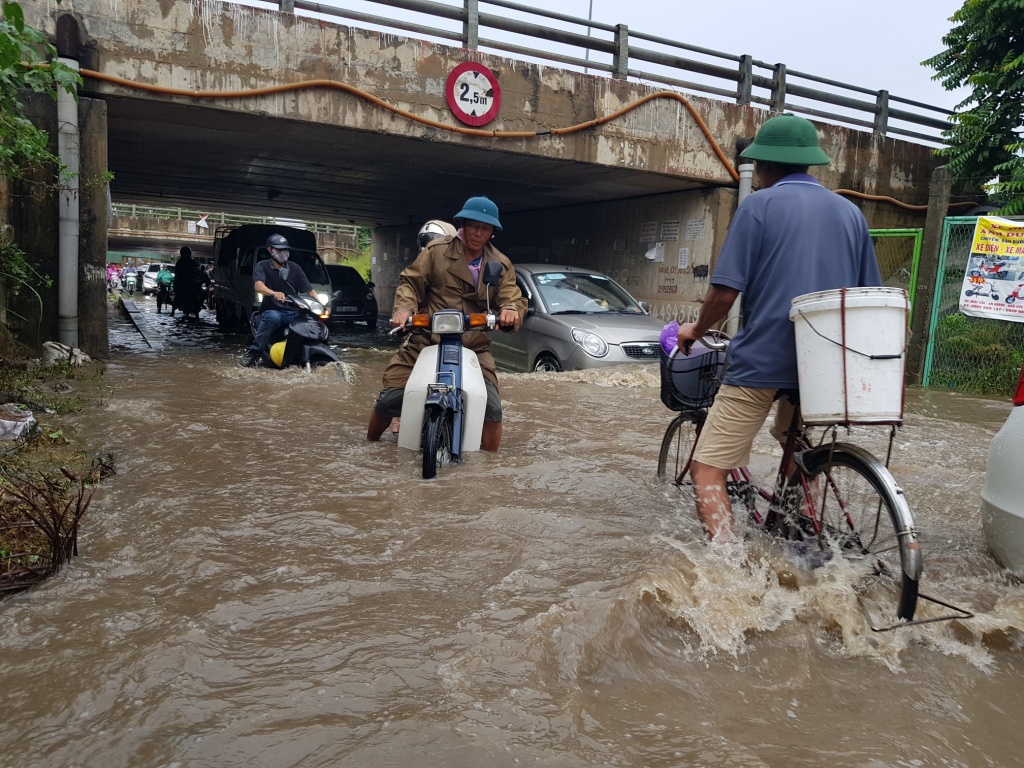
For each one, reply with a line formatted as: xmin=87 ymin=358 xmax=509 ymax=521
xmin=490 ymin=264 xmax=665 ymax=372
xmin=981 ymin=362 xmax=1024 ymax=575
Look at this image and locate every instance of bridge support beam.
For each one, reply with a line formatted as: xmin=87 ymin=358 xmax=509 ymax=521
xmin=9 ymin=94 xmax=108 ymax=357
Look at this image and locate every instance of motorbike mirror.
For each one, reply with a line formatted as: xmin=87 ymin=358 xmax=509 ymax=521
xmin=483 ymin=262 xmax=503 ymax=286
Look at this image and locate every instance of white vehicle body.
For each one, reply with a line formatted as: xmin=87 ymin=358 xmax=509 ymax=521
xmin=981 ymin=363 xmax=1024 ymax=575
xmin=397 ymin=345 xmax=488 ymax=453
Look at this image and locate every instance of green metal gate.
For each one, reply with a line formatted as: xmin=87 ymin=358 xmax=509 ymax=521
xmin=871 ymin=228 xmax=923 ymax=325
xmin=922 ymin=216 xmax=1024 ymax=396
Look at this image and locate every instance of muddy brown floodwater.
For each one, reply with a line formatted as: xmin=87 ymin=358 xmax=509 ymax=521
xmin=1 ymin=299 xmax=1022 ymax=768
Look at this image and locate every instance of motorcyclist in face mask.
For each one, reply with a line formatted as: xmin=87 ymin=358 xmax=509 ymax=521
xmin=240 ymin=234 xmax=321 ymax=368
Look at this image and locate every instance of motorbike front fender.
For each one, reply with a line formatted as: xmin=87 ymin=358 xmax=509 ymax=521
xmin=397 ymin=345 xmax=487 ymax=453
xmin=302 ymin=344 xmax=340 ymax=365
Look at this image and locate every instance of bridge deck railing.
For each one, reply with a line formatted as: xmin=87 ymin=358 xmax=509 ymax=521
xmin=111 ymin=203 xmax=361 ymax=236
xmin=276 ymin=0 xmax=951 ymax=145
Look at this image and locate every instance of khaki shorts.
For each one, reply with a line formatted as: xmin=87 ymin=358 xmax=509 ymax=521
xmin=692 ymin=385 xmax=799 ymax=470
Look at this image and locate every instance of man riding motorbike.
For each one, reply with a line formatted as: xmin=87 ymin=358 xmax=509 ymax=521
xmin=239 ymin=234 xmax=322 ymax=368
xmin=155 ymin=264 xmax=174 ymax=312
xmin=365 ymin=197 xmax=526 ymax=451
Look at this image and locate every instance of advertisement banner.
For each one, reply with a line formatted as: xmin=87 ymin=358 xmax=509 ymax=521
xmin=959 ymin=216 xmax=1024 ymax=322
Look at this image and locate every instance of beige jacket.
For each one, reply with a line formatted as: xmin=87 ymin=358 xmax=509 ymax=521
xmin=382 ymin=236 xmax=527 ymax=388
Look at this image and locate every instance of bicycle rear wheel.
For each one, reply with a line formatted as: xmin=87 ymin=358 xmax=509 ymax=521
xmin=422 ymin=409 xmax=454 ymax=480
xmin=799 ymin=444 xmax=920 ymax=621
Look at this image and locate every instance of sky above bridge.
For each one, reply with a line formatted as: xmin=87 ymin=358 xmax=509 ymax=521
xmin=606 ymin=0 xmax=967 ymax=111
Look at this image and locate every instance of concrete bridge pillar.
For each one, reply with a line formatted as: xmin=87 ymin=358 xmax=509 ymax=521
xmin=10 ymin=93 xmax=108 ymax=357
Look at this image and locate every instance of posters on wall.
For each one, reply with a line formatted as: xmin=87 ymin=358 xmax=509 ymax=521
xmin=959 ymin=216 xmax=1024 ymax=322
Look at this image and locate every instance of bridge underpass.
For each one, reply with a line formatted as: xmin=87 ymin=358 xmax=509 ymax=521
xmin=20 ymin=0 xmax=943 ymax=359
xmin=99 ymin=95 xmax=715 ymax=229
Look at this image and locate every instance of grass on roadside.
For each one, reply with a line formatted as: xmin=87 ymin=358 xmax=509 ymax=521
xmin=0 ymin=357 xmax=115 ymax=597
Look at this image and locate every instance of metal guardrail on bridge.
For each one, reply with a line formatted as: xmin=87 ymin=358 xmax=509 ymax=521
xmin=111 ymin=203 xmax=361 ymax=236
xmin=273 ymin=0 xmax=951 ymax=145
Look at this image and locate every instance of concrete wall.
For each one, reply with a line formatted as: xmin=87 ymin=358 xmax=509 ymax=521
xmin=27 ymin=0 xmax=937 ymax=196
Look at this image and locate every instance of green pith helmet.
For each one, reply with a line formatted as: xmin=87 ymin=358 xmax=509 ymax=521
xmin=454 ymin=196 xmax=502 ymax=231
xmin=740 ymin=113 xmax=830 ymax=166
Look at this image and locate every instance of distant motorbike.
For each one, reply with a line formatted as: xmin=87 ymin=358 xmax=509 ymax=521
xmin=965 ymin=280 xmax=1000 ymax=301
xmin=124 ymin=271 xmax=138 ymax=296
xmin=156 ymin=282 xmax=174 ymax=313
xmin=248 ymin=294 xmax=340 ymax=370
xmin=970 ymin=259 xmax=1009 ymax=279
xmin=396 ymin=261 xmax=507 ymax=479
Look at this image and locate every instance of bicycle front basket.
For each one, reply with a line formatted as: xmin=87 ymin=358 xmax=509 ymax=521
xmin=660 ymin=345 xmax=726 ymax=411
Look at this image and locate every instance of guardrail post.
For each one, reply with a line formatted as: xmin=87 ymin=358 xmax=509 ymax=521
xmin=464 ymin=0 xmax=479 ymax=50
xmin=874 ymin=89 xmax=889 ymax=135
xmin=737 ymin=54 xmax=752 ymax=106
xmin=279 ymin=0 xmax=294 ymax=13
xmin=770 ymin=63 xmax=786 ymax=113
xmin=612 ymin=24 xmax=628 ymax=80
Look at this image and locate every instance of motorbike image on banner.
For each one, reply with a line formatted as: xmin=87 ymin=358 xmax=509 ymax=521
xmin=959 ymin=216 xmax=1024 ymax=323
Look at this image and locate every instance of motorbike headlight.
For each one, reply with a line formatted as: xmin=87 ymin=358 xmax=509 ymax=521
xmin=308 ymin=298 xmax=325 ymax=314
xmin=431 ymin=312 xmax=465 ymax=334
xmin=571 ymin=328 xmax=609 ymax=357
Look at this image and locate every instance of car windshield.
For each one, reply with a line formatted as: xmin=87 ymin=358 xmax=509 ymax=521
xmin=326 ymin=265 xmax=365 ymax=287
xmin=532 ymin=272 xmax=644 ymax=314
xmin=256 ymin=248 xmax=330 ymax=285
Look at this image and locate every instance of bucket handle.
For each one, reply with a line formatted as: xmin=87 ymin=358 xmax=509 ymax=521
xmin=794 ymin=309 xmax=902 ymax=360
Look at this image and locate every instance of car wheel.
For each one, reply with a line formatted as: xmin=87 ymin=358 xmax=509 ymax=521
xmin=533 ymin=353 xmax=562 ymax=373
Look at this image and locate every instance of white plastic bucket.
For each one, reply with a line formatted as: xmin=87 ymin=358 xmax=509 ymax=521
xmin=789 ymin=287 xmax=909 ymax=424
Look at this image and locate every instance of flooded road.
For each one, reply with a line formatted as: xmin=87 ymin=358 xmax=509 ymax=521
xmin=2 ymin=296 xmax=1022 ymax=767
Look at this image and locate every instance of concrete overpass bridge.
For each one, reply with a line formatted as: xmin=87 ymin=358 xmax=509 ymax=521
xmin=17 ymin=0 xmax=949 ymax=359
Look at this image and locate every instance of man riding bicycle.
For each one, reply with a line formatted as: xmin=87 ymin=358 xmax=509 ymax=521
xmin=676 ymin=114 xmax=882 ymax=542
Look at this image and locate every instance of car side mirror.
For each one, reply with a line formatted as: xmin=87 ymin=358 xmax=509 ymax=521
xmin=367 ymin=281 xmax=375 ymax=289
xmin=639 ymin=301 xmax=652 ymax=315
xmin=483 ymin=262 xmax=503 ymax=286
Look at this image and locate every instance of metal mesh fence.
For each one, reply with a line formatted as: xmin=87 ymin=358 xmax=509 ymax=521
xmin=923 ymin=216 xmax=1024 ymax=396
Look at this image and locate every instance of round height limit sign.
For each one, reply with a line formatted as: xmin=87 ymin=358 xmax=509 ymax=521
xmin=446 ymin=62 xmax=501 ymax=127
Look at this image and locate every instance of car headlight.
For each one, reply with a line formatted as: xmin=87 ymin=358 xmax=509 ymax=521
xmin=316 ymin=292 xmax=330 ymax=305
xmin=571 ymin=328 xmax=608 ymax=357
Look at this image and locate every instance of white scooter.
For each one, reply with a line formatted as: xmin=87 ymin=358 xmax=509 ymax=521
xmin=395 ymin=262 xmax=504 ymax=479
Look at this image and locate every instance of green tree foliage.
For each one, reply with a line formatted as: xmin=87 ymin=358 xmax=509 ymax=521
xmin=991 ymin=141 xmax=1024 ymax=215
xmin=923 ymin=0 xmax=1024 ymax=212
xmin=0 ymin=0 xmax=79 ymax=178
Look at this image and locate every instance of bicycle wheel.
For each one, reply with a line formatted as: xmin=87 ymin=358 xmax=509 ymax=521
xmin=422 ymin=409 xmax=454 ymax=480
xmin=800 ymin=444 xmax=920 ymax=621
xmin=657 ymin=413 xmax=701 ymax=486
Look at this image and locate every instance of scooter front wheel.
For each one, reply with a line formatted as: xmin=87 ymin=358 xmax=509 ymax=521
xmin=422 ymin=409 xmax=454 ymax=479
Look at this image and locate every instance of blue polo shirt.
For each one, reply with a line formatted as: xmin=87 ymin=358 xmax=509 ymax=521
xmin=711 ymin=174 xmax=881 ymax=388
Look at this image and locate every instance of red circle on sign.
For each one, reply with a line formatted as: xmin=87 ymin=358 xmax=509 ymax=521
xmin=445 ymin=62 xmax=501 ymax=127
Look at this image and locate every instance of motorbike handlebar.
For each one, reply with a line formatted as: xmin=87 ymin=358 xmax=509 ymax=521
xmin=388 ymin=312 xmax=501 ymax=336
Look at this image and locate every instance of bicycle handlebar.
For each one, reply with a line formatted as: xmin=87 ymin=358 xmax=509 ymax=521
xmin=679 ymin=331 xmax=729 ymax=355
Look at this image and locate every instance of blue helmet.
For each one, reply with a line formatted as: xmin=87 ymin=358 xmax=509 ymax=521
xmin=454 ymin=196 xmax=502 ymax=231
